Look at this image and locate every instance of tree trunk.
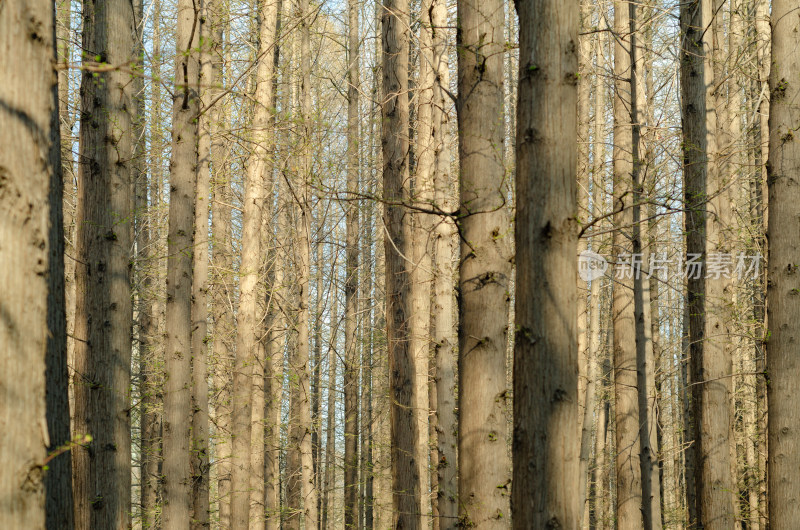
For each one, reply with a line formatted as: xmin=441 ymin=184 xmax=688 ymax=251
xmin=191 ymin=3 xmax=218 ymax=524
xmin=611 ymin=1 xmax=644 ymax=527
xmin=766 ymin=0 xmax=800 ymax=525
xmin=0 ymin=2 xmax=64 ymax=527
xmin=344 ymin=0 xmax=361 ymax=521
xmin=72 ymin=0 xmax=136 ymax=525
xmin=162 ymin=0 xmax=201 ymax=524
xmin=382 ymin=0 xmax=420 ymax=523
xmin=513 ymin=0 xmax=579 ymax=527
xmin=430 ymin=0 xmax=456 ymax=524
xmin=456 ymin=0 xmax=512 ymax=526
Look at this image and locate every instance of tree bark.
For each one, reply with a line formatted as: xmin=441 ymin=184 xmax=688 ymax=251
xmin=611 ymin=1 xmax=644 ymax=527
xmin=162 ymin=0 xmax=201 ymax=524
xmin=344 ymin=0 xmax=361 ymax=521
xmin=766 ymin=0 xmax=800 ymax=525
xmin=0 ymin=2 xmax=64 ymax=527
xmin=382 ymin=0 xmax=420 ymax=523
xmin=72 ymin=0 xmax=136 ymax=525
xmin=513 ymin=0 xmax=579 ymax=527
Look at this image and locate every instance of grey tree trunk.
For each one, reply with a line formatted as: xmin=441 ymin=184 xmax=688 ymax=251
xmin=0 ymin=3 xmax=65 ymax=528
xmin=766 ymin=0 xmax=800 ymax=526
xmin=162 ymin=0 xmax=201 ymax=524
xmin=513 ymin=0 xmax=579 ymax=527
xmin=456 ymin=0 xmax=512 ymax=526
xmin=429 ymin=0 xmax=457 ymax=524
xmin=72 ymin=0 xmax=136 ymax=525
xmin=611 ymin=1 xmax=644 ymax=527
xmin=344 ymin=0 xmax=361 ymax=521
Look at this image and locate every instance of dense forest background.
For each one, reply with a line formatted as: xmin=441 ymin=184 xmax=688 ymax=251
xmin=2 ymin=0 xmax=799 ymax=528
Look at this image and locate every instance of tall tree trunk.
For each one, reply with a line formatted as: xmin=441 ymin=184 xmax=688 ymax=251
xmin=766 ymin=0 xmax=800 ymax=525
xmin=430 ymin=0 xmax=456 ymax=524
xmin=73 ymin=0 xmax=136 ymax=524
xmin=679 ymin=1 xmax=706 ymax=524
xmin=344 ymin=0 xmax=361 ymax=521
xmin=382 ymin=0 xmax=420 ymax=522
xmin=513 ymin=0 xmax=579 ymax=527
xmin=230 ymin=0 xmax=278 ymax=522
xmin=611 ymin=1 xmax=644 ymax=527
xmin=456 ymin=0 xmax=512 ymax=525
xmin=579 ymin=19 xmax=607 ymax=528
xmin=0 ymin=2 xmax=65 ymax=527
xmin=191 ymin=3 xmax=217 ymax=524
xmin=631 ymin=4 xmax=662 ymax=526
xmin=286 ymin=0 xmax=319 ymax=524
xmin=412 ymin=0 xmax=435 ymax=523
xmin=322 ymin=289 xmax=338 ymax=529
xmin=162 ymin=0 xmax=201 ymax=524
xmin=691 ymin=1 xmax=734 ymax=526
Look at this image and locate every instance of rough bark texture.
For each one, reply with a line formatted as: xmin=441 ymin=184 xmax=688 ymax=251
xmin=72 ymin=0 xmax=136 ymax=525
xmin=285 ymin=0 xmax=319 ymax=525
xmin=611 ymin=2 xmax=644 ymax=527
xmin=344 ymin=0 xmax=361 ymax=521
xmin=0 ymin=1 xmax=65 ymax=527
xmin=767 ymin=0 xmax=800 ymax=526
xmin=382 ymin=0 xmax=421 ymax=524
xmin=513 ymin=0 xmax=579 ymax=527
xmin=191 ymin=3 xmax=217 ymax=525
xmin=429 ymin=0 xmax=456 ymax=524
xmin=162 ymin=0 xmax=201 ymax=524
xmin=229 ymin=0 xmax=275 ymax=520
xmin=455 ymin=0 xmax=513 ymax=527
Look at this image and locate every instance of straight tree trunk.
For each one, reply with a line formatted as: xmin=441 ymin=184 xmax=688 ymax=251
xmin=412 ymin=0 xmax=435 ymax=521
xmin=611 ymin=1 xmax=644 ymax=527
xmin=162 ymin=0 xmax=201 ymax=523
xmin=691 ymin=1 xmax=734 ymax=527
xmin=0 ymin=2 xmax=64 ymax=527
xmin=631 ymin=5 xmax=662 ymax=526
xmin=322 ymin=290 xmax=338 ymax=530
xmin=766 ymin=0 xmax=800 ymax=525
xmin=430 ymin=0 xmax=457 ymax=523
xmin=344 ymin=0 xmax=361 ymax=521
xmin=230 ymin=0 xmax=277 ymax=521
xmin=679 ymin=1 xmax=707 ymax=524
xmin=191 ymin=3 xmax=217 ymax=524
xmin=382 ymin=0 xmax=420 ymax=523
xmin=72 ymin=0 xmax=136 ymax=525
xmin=513 ymin=0 xmax=579 ymax=527
xmin=456 ymin=0 xmax=512 ymax=525
xmin=286 ymin=0 xmax=319 ymax=524
xmin=579 ymin=20 xmax=607 ymax=528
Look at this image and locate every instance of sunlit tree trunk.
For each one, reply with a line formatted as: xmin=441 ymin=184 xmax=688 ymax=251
xmin=162 ymin=0 xmax=201 ymax=524
xmin=766 ymin=0 xmax=800 ymax=525
xmin=611 ymin=1 xmax=644 ymax=527
xmin=513 ymin=0 xmax=579 ymax=527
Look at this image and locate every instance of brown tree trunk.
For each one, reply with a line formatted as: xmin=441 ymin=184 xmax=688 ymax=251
xmin=344 ymin=0 xmax=361 ymax=521
xmin=0 ymin=2 xmax=65 ymax=527
xmin=382 ymin=0 xmax=420 ymax=523
xmin=72 ymin=0 xmax=136 ymax=525
xmin=513 ymin=0 xmax=579 ymax=527
xmin=611 ymin=1 xmax=644 ymax=527
xmin=456 ymin=0 xmax=512 ymax=526
xmin=162 ymin=0 xmax=201 ymax=524
xmin=766 ymin=0 xmax=800 ymax=525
